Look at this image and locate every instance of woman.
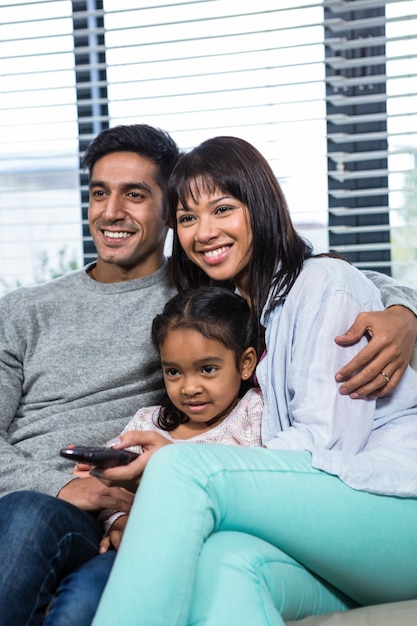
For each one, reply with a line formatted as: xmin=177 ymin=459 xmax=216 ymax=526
xmin=92 ymin=137 xmax=417 ymax=626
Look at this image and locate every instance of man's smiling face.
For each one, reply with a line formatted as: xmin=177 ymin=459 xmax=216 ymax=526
xmin=88 ymin=151 xmax=167 ymax=282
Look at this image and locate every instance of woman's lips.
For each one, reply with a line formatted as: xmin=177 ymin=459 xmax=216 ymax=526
xmin=198 ymin=245 xmax=231 ymax=265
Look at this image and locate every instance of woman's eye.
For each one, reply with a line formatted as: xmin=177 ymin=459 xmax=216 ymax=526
xmin=177 ymin=214 xmax=195 ymax=224
xmin=202 ymin=365 xmax=217 ymax=374
xmin=215 ymin=205 xmax=231 ymax=215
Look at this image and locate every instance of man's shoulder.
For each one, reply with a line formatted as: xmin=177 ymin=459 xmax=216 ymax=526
xmin=131 ymin=258 xmax=176 ymax=300
xmin=1 ymin=269 xmax=85 ymax=305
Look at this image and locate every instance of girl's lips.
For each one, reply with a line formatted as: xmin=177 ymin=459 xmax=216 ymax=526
xmin=184 ymin=403 xmax=210 ymax=414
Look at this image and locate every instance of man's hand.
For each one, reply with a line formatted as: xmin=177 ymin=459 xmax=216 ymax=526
xmin=57 ymin=475 xmax=134 ymax=512
xmin=99 ymin=515 xmax=128 ymax=553
xmin=90 ymin=430 xmax=172 ymax=491
xmin=71 ymin=462 xmax=93 ymax=477
xmin=335 ymin=306 xmax=417 ymax=398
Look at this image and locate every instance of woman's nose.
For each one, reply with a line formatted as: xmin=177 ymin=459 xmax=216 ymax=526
xmin=195 ymin=217 xmax=219 ymax=243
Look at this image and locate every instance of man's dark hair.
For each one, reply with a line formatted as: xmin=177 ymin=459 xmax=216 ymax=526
xmin=82 ymin=124 xmax=180 ymax=208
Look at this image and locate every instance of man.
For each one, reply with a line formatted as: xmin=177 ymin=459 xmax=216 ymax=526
xmin=0 ymin=124 xmax=179 ymax=625
xmin=0 ymin=123 xmax=416 ymax=626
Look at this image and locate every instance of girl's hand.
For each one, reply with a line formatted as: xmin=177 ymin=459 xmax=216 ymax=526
xmin=99 ymin=515 xmax=128 ymax=553
xmin=90 ymin=430 xmax=172 ymax=492
xmin=335 ymin=306 xmax=417 ymax=398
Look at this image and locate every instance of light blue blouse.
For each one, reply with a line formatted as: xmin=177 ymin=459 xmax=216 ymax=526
xmin=257 ymin=257 xmax=417 ymax=497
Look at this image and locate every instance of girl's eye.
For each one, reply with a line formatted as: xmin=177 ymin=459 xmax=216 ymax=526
xmin=165 ymin=368 xmax=180 ymax=377
xmin=202 ymin=365 xmax=217 ymax=374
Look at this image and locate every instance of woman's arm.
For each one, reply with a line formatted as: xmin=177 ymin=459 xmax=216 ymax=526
xmin=335 ymin=271 xmax=417 ymax=399
xmin=263 ymin=290 xmax=376 ymax=452
xmin=261 ymin=261 xmax=386 ymax=451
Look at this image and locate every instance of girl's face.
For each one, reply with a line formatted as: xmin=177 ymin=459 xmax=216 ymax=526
xmin=159 ymin=328 xmax=256 ymax=432
xmin=176 ymin=185 xmax=253 ymax=300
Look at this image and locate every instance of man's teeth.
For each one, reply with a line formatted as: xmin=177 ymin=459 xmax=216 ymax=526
xmin=204 ymin=246 xmax=229 ymax=258
xmin=104 ymin=231 xmax=132 ymax=239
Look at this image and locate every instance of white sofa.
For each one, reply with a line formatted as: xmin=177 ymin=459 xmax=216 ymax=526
xmin=285 ymin=599 xmax=417 ymax=626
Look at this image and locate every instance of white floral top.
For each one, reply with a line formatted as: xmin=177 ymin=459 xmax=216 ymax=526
xmin=122 ymin=387 xmax=263 ymax=448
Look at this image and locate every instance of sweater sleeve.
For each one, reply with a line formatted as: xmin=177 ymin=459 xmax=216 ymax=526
xmin=0 ymin=295 xmax=78 ymax=496
xmin=363 ymin=270 xmax=417 ymax=318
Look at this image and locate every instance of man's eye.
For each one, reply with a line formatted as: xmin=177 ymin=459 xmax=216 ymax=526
xmin=128 ymin=191 xmax=144 ymax=199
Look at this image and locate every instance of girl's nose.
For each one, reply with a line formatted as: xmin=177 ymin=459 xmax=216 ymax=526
xmin=181 ymin=377 xmax=202 ymax=396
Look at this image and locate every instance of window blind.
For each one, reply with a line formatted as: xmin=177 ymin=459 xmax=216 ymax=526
xmin=1 ymin=0 xmax=416 ymax=292
xmin=0 ymin=0 xmax=82 ymax=290
xmin=323 ymin=0 xmax=417 ymax=283
xmin=77 ymin=0 xmax=330 ymax=264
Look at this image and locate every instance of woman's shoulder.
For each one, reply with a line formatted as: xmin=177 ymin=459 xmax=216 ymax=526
xmin=264 ymin=256 xmax=383 ymax=325
xmin=296 ymin=256 xmax=378 ymax=298
xmin=303 ymin=255 xmax=359 ymax=280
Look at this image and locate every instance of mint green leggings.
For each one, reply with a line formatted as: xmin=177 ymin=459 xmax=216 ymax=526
xmin=92 ymin=445 xmax=417 ymax=626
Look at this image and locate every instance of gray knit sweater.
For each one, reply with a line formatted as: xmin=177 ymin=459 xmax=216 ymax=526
xmin=0 ymin=259 xmax=176 ymax=497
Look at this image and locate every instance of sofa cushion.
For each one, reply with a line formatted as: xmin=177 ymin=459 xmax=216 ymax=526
xmin=285 ymin=599 xmax=417 ymax=626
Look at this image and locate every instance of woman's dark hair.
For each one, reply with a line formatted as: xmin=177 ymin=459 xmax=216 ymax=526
xmin=167 ymin=136 xmax=314 ymax=338
xmin=151 ymin=286 xmax=257 ymax=431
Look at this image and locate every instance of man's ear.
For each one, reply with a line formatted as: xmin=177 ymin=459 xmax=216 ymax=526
xmin=240 ymin=347 xmax=257 ymax=380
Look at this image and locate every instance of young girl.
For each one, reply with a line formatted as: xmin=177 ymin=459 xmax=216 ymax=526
xmin=126 ymin=284 xmax=260 ymax=447
xmin=99 ymin=285 xmax=262 ymax=550
xmin=92 ymin=137 xmax=417 ymax=626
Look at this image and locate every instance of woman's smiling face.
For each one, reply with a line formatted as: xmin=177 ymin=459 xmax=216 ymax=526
xmin=175 ymin=183 xmax=253 ymax=298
